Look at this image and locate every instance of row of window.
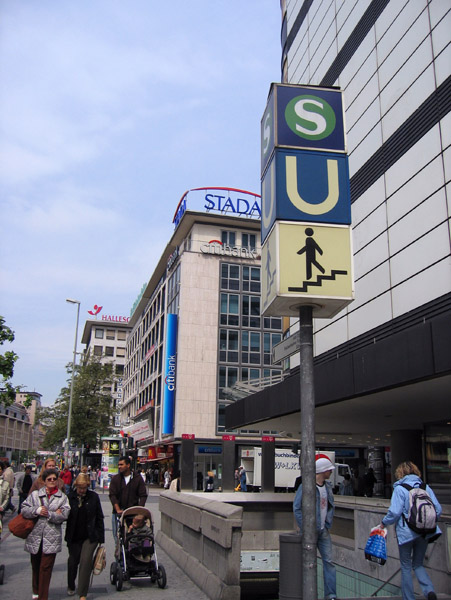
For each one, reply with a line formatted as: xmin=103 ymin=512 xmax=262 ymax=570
xmin=219 ymin=330 xmax=282 ymax=364
xmin=221 ymin=230 xmax=257 ymax=250
xmin=221 ymin=264 xmax=260 ymax=292
xmin=93 ymin=345 xmax=126 ymax=358
xmin=218 ymin=366 xmax=281 ymax=397
xmin=220 ymin=293 xmax=282 ymax=330
xmin=95 ymin=328 xmax=127 ymax=341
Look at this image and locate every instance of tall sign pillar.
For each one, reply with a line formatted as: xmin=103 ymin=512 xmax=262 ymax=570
xmin=261 ymin=84 xmax=353 ymax=599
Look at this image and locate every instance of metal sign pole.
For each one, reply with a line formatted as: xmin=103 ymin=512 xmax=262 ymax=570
xmin=299 ymin=305 xmax=317 ymax=600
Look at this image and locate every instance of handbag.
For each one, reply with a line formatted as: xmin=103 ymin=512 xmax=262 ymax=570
xmin=8 ymin=496 xmax=44 ymax=539
xmin=8 ymin=512 xmax=38 ymax=539
xmin=364 ymin=526 xmax=387 ymax=565
xmin=92 ymin=545 xmax=106 ymax=575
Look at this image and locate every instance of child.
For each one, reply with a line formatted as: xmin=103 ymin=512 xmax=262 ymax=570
xmin=127 ymin=514 xmax=153 ymax=562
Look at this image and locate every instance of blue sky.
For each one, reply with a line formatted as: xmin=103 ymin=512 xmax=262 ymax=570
xmin=0 ymin=1 xmax=281 ymax=405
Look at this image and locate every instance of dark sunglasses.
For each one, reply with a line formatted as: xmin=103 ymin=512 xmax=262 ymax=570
xmin=46 ymin=477 xmax=57 ymax=481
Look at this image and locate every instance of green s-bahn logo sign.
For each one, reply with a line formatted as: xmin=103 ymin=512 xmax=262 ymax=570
xmin=285 ymin=95 xmax=336 ymax=141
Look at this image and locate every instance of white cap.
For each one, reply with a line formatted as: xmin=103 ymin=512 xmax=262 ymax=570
xmin=316 ymin=457 xmax=335 ymax=474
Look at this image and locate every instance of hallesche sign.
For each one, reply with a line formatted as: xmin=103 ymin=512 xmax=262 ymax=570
xmin=173 ymin=187 xmax=261 ymax=228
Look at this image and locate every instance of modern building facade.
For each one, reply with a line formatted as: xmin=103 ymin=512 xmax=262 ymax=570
xmin=0 ymin=401 xmax=33 ymax=463
xmin=81 ymin=318 xmax=131 ymax=429
xmin=226 ymin=0 xmax=450 ymax=499
xmin=15 ymin=390 xmax=44 ymax=452
xmin=123 ymin=191 xmax=286 ymax=489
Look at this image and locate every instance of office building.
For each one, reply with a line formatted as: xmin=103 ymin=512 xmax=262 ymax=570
xmin=122 ymin=189 xmax=285 ymax=488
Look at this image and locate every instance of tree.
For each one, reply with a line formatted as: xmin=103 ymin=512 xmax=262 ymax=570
xmin=0 ymin=315 xmax=30 ymax=407
xmin=42 ymin=354 xmax=116 ymax=450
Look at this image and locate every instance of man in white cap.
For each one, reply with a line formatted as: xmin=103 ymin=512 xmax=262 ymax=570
xmin=293 ymin=455 xmax=337 ymax=600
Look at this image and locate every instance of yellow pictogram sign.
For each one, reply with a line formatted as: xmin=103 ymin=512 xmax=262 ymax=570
xmin=262 ymin=221 xmax=354 ymax=319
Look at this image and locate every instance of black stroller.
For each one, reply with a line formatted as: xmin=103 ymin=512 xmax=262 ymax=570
xmin=110 ymin=506 xmax=166 ymax=591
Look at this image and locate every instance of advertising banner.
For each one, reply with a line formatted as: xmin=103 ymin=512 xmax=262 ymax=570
xmin=162 ymin=313 xmax=178 ymax=435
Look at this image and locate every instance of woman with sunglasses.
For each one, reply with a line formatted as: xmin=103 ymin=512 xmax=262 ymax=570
xmin=21 ymin=468 xmax=70 ymax=600
xmin=65 ymin=473 xmax=104 ymax=600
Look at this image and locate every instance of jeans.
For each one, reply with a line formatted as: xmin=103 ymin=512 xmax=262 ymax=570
xmin=398 ymin=536 xmax=435 ymax=600
xmin=317 ymin=528 xmax=336 ymax=599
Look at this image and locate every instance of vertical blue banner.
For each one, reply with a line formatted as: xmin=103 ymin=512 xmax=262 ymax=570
xmin=162 ymin=313 xmax=177 ymax=435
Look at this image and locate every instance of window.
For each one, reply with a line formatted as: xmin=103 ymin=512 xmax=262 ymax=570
xmin=105 ymin=346 xmax=114 ymax=357
xmin=242 ymin=331 xmax=260 ymax=364
xmin=106 ymin=330 xmax=115 ymax=340
xmin=221 ymin=230 xmax=236 ymax=246
xmin=117 ymin=330 xmax=127 ymax=341
xmin=221 ymin=263 xmax=240 ymax=290
xmin=93 ymin=345 xmax=102 ymax=356
xmin=220 ymin=293 xmax=239 ymax=326
xmin=242 ymin=233 xmax=256 ymax=250
xmin=116 ymin=347 xmax=126 ymax=358
xmin=95 ymin=329 xmax=104 ymax=339
xmin=264 ymin=317 xmax=282 ymax=330
xmin=219 ymin=329 xmax=239 ymax=362
xmin=264 ymin=333 xmax=282 ymax=365
xmin=243 ymin=266 xmax=260 ymax=292
xmin=218 ymin=366 xmax=238 ymax=399
xmin=242 ymin=295 xmax=260 ymax=328
xmin=116 ymin=364 xmax=125 ymax=376
xmin=241 ymin=368 xmax=260 ymax=381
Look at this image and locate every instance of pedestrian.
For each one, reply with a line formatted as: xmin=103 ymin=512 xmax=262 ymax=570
xmin=29 ymin=458 xmax=65 ymax=495
xmin=204 ymin=471 xmax=214 ymax=492
xmin=380 ymin=461 xmax=442 ymax=600
xmin=21 ymin=468 xmax=70 ymax=600
xmin=0 ymin=461 xmax=11 ymax=538
xmin=293 ymin=456 xmax=337 ymax=600
xmin=61 ymin=466 xmax=73 ymax=495
xmin=65 ymin=473 xmax=104 ymax=600
xmin=163 ymin=468 xmax=171 ymax=489
xmin=169 ymin=471 xmax=181 ymax=492
xmin=16 ymin=464 xmax=36 ymax=512
xmin=89 ymin=467 xmax=97 ymax=491
xmin=363 ymin=467 xmax=377 ymax=497
xmin=239 ymin=466 xmax=247 ymax=492
xmin=339 ymin=473 xmax=353 ymax=496
xmin=352 ymin=468 xmax=365 ymax=497
xmin=2 ymin=459 xmax=16 ymax=513
xmin=109 ymin=456 xmax=148 ymax=541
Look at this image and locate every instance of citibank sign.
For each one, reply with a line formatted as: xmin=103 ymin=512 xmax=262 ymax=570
xmin=201 ymin=240 xmax=259 ymax=259
xmin=173 ymin=187 xmax=261 ymax=228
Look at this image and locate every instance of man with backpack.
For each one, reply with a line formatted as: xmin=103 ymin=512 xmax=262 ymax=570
xmin=380 ymin=461 xmax=442 ymax=600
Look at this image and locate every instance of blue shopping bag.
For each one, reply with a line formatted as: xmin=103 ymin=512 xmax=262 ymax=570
xmin=364 ymin=526 xmax=387 ymax=565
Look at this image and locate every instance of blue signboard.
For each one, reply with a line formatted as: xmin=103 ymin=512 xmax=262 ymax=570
xmin=162 ymin=314 xmax=178 ymax=435
xmin=261 ymin=84 xmax=346 ymax=179
xmin=261 ymin=148 xmax=351 ymax=243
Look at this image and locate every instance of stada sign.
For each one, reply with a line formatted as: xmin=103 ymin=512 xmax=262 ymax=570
xmin=172 ymin=187 xmax=261 ymax=229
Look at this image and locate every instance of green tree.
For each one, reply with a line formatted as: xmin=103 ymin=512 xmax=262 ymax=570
xmin=0 ymin=315 xmax=30 ymax=407
xmin=42 ymin=354 xmax=116 ymax=450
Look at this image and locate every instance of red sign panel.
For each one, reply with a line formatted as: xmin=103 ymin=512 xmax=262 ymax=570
xmin=181 ymin=434 xmax=195 ymax=440
xmin=262 ymin=436 xmax=275 ymax=442
xmin=222 ymin=435 xmax=236 ymax=441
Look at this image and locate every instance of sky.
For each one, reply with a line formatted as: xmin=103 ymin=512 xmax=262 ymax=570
xmin=0 ymin=1 xmax=282 ymax=406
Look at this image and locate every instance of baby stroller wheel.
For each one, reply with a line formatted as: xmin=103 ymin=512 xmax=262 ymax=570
xmin=156 ymin=564 xmax=167 ymax=589
xmin=0 ymin=564 xmax=5 ymax=585
xmin=109 ymin=562 xmax=117 ymax=585
xmin=115 ymin=565 xmax=123 ymax=591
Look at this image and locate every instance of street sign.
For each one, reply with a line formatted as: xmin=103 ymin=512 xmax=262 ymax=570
xmin=261 ymin=83 xmax=346 ymax=176
xmin=272 ymin=331 xmax=300 ymax=364
xmin=262 ymin=221 xmax=354 ymax=319
xmin=261 ymin=148 xmax=351 ymax=242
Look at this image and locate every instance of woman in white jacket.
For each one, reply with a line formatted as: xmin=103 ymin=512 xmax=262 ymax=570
xmin=21 ymin=468 xmax=70 ymax=600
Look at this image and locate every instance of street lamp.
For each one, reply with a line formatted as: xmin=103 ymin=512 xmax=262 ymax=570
xmin=66 ymin=298 xmax=81 ymax=464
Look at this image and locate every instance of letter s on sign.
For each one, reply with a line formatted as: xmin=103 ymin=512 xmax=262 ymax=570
xmin=285 ymin=94 xmax=336 ymax=141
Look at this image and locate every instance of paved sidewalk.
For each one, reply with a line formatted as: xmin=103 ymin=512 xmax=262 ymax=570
xmin=0 ymin=487 xmax=209 ymax=600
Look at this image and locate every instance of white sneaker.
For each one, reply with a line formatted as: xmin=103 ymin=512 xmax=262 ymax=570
xmin=32 ymin=595 xmax=39 ymax=600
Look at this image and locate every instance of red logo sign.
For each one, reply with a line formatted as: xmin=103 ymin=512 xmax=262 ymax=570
xmin=181 ymin=434 xmax=195 ymax=440
xmin=88 ymin=304 xmax=103 ymax=316
xmin=262 ymin=436 xmax=275 ymax=442
xmin=222 ymin=435 xmax=236 ymax=441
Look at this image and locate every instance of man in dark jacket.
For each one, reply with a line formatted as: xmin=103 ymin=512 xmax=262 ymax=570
xmin=109 ymin=456 xmax=147 ymax=540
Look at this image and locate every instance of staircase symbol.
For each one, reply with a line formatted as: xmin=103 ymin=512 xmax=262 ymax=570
xmin=288 ymin=269 xmax=348 ymax=293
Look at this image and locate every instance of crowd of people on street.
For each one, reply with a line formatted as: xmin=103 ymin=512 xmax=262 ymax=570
xmin=0 ymin=454 xmax=444 ymax=600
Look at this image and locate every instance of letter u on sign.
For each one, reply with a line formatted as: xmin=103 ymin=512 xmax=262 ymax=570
xmin=286 ymin=155 xmax=339 ymax=215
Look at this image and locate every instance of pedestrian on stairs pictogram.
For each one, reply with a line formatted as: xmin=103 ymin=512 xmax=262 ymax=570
xmin=288 ymin=226 xmax=347 ymax=293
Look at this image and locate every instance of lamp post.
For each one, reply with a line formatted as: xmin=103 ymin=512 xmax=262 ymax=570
xmin=66 ymin=298 xmax=81 ymax=465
